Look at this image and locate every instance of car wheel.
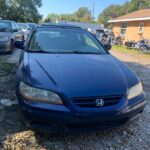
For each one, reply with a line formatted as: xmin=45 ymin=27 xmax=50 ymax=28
xmin=8 ymin=40 xmax=14 ymax=54
xmin=140 ymin=46 xmax=147 ymax=53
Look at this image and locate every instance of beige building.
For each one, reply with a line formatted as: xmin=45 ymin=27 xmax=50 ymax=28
xmin=108 ymin=9 xmax=150 ymax=42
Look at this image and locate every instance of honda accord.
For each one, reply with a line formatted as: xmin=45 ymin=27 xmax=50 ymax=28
xmin=15 ymin=23 xmax=146 ymax=131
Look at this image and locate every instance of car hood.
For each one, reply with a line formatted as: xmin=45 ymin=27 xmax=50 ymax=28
xmin=24 ymin=53 xmax=139 ymax=98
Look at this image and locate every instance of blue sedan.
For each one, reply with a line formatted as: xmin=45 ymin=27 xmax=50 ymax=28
xmin=14 ymin=23 xmax=146 ymax=132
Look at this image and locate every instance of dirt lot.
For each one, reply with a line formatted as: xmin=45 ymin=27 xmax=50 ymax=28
xmin=0 ymin=49 xmax=150 ymax=150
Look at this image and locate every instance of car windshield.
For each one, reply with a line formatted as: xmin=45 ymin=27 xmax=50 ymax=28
xmin=28 ymin=28 xmax=106 ymax=54
xmin=28 ymin=24 xmax=36 ymax=29
xmin=19 ymin=24 xmax=29 ymax=30
xmin=0 ymin=21 xmax=12 ymax=32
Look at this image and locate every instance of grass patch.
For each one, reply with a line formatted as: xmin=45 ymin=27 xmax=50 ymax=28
xmin=0 ymin=60 xmax=16 ymax=76
xmin=112 ymin=45 xmax=150 ymax=57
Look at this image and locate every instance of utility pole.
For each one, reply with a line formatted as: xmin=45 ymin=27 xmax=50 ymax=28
xmin=92 ymin=0 xmax=95 ymax=19
xmin=138 ymin=0 xmax=142 ymax=9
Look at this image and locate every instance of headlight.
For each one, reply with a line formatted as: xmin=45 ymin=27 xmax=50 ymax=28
xmin=0 ymin=37 xmax=9 ymax=41
xmin=20 ymin=82 xmax=63 ymax=104
xmin=128 ymin=83 xmax=143 ymax=100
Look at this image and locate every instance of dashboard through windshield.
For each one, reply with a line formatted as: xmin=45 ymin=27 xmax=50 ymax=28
xmin=28 ymin=28 xmax=106 ymax=54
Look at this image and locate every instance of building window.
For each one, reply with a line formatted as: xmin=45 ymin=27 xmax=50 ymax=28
xmin=120 ymin=22 xmax=128 ymax=35
xmin=139 ymin=23 xmax=144 ymax=32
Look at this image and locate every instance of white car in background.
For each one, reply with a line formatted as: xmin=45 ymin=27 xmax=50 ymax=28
xmin=18 ymin=23 xmax=31 ymax=40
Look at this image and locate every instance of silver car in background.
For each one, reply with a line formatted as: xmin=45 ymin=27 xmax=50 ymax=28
xmin=0 ymin=20 xmax=24 ymax=54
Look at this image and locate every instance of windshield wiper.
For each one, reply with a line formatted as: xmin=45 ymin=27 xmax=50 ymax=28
xmin=71 ymin=50 xmax=84 ymax=54
xmin=28 ymin=50 xmax=53 ymax=53
xmin=71 ymin=50 xmax=101 ymax=54
xmin=28 ymin=50 xmax=101 ymax=54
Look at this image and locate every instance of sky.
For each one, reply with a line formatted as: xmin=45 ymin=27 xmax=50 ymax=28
xmin=39 ymin=0 xmax=128 ymax=19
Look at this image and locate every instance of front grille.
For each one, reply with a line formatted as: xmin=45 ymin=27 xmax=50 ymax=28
xmin=72 ymin=96 xmax=122 ymax=108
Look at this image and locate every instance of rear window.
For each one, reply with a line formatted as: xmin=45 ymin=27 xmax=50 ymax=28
xmin=0 ymin=21 xmax=12 ymax=32
xmin=28 ymin=27 xmax=106 ymax=54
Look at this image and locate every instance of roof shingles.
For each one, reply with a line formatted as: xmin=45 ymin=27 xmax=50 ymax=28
xmin=108 ymin=9 xmax=150 ymax=23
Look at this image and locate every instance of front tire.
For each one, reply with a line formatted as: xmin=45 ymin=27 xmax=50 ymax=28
xmin=140 ymin=46 xmax=147 ymax=53
xmin=8 ymin=40 xmax=14 ymax=54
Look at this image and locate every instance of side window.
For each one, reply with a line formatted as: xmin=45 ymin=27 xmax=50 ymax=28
xmin=15 ymin=23 xmax=19 ymax=30
xmin=12 ymin=22 xmax=15 ymax=30
xmin=139 ymin=23 xmax=144 ymax=32
xmin=120 ymin=22 xmax=128 ymax=35
xmin=84 ymin=35 xmax=99 ymax=49
xmin=12 ymin=22 xmax=18 ymax=31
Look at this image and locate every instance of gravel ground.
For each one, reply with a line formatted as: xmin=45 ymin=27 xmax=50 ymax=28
xmin=0 ymin=49 xmax=150 ymax=150
xmin=0 ymin=49 xmax=21 ymax=64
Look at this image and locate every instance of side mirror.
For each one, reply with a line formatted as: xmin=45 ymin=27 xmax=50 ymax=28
xmin=28 ymin=27 xmax=32 ymax=30
xmin=103 ymin=43 xmax=112 ymax=51
xmin=14 ymin=41 xmax=24 ymax=50
xmin=13 ymin=29 xmax=18 ymax=32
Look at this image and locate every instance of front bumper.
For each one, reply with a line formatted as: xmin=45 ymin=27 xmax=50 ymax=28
xmin=17 ymin=92 xmax=146 ymax=132
xmin=0 ymin=41 xmax=11 ymax=52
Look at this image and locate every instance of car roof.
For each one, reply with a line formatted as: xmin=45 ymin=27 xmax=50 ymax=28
xmin=18 ymin=23 xmax=27 ymax=24
xmin=38 ymin=23 xmax=82 ymax=29
xmin=18 ymin=23 xmax=29 ymax=26
xmin=0 ymin=19 xmax=15 ymax=23
xmin=27 ymin=23 xmax=36 ymax=25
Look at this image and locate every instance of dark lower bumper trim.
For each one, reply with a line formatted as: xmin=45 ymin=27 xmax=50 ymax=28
xmin=20 ymin=100 xmax=146 ymax=132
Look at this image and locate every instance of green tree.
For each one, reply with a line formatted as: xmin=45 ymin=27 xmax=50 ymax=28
xmin=98 ymin=0 xmax=150 ymax=28
xmin=59 ymin=14 xmax=76 ymax=22
xmin=98 ymin=4 xmax=129 ymax=27
xmin=44 ymin=7 xmax=93 ymax=23
xmin=0 ymin=0 xmax=7 ymax=19
xmin=44 ymin=14 xmax=59 ymax=23
xmin=128 ymin=0 xmax=150 ymax=12
xmin=0 ymin=0 xmax=42 ymax=23
xmin=74 ymin=7 xmax=93 ymax=22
